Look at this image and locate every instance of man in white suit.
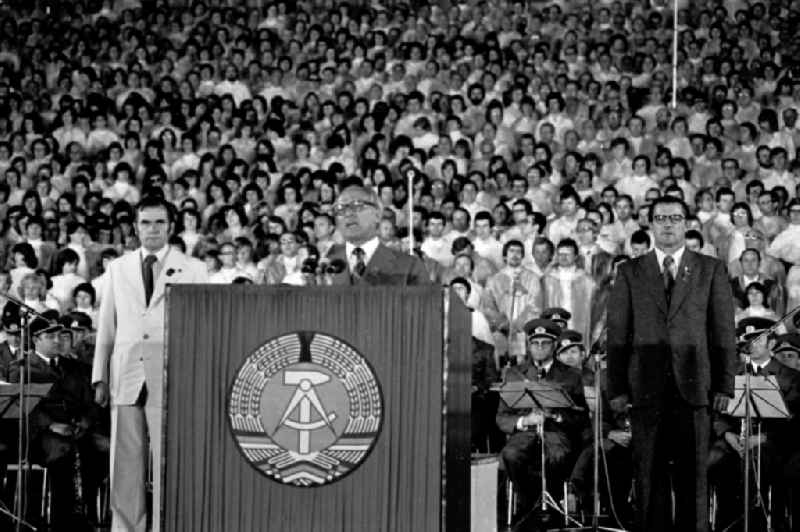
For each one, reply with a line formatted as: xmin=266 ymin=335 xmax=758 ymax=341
xmin=92 ymin=196 xmax=208 ymax=531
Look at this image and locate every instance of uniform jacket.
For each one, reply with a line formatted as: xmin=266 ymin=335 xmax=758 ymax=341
xmin=9 ymin=354 xmax=100 ymax=443
xmin=496 ymin=359 xmax=588 ymax=445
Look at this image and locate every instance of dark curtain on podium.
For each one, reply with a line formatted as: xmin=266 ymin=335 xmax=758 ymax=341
xmin=163 ymin=285 xmax=467 ymax=532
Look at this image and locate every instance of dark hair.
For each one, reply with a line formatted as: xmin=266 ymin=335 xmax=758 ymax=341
xmin=168 ymin=235 xmax=187 ymax=253
xmin=474 ymin=211 xmax=494 ymax=226
xmin=137 ymin=195 xmax=175 ymax=224
xmin=73 ymin=282 xmax=96 ymax=305
xmin=685 ymin=229 xmax=705 ymax=247
xmin=556 ymin=237 xmax=579 ymax=255
xmin=502 ymin=239 xmax=525 ymax=257
xmin=532 ymin=236 xmax=555 ymax=256
xmin=449 ymin=276 xmax=471 ymax=295
xmin=715 ymin=187 xmax=734 ymax=202
xmin=55 ymin=248 xmax=80 ymax=273
xmin=450 ymin=237 xmax=472 ymax=255
xmin=11 ymin=242 xmax=37 ymax=268
xmin=744 ymin=281 xmax=769 ymax=306
xmin=740 ymin=248 xmax=761 ymax=262
xmin=647 ymin=196 xmax=689 ymax=223
xmin=731 ymin=201 xmax=754 ymax=226
xmin=631 ymin=229 xmax=651 ymax=247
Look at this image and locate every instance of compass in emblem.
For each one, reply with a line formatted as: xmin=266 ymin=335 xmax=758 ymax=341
xmin=227 ymin=331 xmax=383 ymax=487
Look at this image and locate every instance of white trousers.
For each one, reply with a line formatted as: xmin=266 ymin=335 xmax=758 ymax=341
xmin=109 ymin=401 xmax=162 ymax=532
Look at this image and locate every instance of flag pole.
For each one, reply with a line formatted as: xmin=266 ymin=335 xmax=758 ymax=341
xmin=672 ymin=0 xmax=679 ymax=109
xmin=407 ymin=170 xmax=415 ymax=256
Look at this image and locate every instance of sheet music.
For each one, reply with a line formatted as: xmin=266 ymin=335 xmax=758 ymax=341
xmin=726 ymin=375 xmax=790 ymax=419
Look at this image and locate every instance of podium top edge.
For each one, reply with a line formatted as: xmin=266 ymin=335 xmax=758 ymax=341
xmin=166 ymin=284 xmax=453 ymax=296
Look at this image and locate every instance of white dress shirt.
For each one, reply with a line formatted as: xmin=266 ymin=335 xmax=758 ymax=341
xmin=139 ymin=246 xmax=170 ymax=280
xmin=421 ymin=236 xmax=454 ymax=268
xmin=654 ymin=245 xmax=685 ymax=277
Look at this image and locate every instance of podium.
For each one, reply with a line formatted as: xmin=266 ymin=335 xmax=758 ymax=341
xmin=162 ymin=285 xmax=471 ymax=532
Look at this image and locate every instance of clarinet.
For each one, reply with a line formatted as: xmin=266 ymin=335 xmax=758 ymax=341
xmin=73 ymin=445 xmax=85 ymax=517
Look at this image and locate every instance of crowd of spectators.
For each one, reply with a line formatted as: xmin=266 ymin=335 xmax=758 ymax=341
xmin=0 ymin=0 xmax=800 ymax=527
xmin=0 ymin=0 xmax=796 ymax=351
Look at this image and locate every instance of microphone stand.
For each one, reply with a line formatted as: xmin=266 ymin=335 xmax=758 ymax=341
xmin=554 ymin=337 xmax=627 ymax=532
xmin=0 ymin=292 xmax=48 ymax=532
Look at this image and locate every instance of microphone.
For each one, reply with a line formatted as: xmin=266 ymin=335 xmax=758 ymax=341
xmin=326 ymin=259 xmax=346 ymax=274
xmin=322 ymin=258 xmax=347 ymax=285
xmin=301 ymin=258 xmax=319 ymax=286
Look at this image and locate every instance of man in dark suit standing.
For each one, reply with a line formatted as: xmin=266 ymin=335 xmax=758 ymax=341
xmin=326 ymin=183 xmax=429 ymax=285
xmin=496 ymin=319 xmax=587 ymax=522
xmin=607 ymin=196 xmax=737 ymax=532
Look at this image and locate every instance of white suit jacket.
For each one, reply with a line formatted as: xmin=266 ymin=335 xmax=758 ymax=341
xmin=92 ymin=249 xmax=208 ymax=406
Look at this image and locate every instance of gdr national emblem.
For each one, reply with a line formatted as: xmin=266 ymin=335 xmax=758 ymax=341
xmin=227 ymin=331 xmax=383 ymax=487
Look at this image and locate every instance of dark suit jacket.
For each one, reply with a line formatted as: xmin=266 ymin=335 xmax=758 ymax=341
xmin=472 ymin=336 xmax=498 ymax=395
xmin=326 ymin=242 xmax=431 ymax=286
xmin=607 ymin=249 xmax=737 ymax=407
xmin=0 ymin=341 xmax=15 ymax=382
xmin=496 ymin=359 xmax=588 ymax=444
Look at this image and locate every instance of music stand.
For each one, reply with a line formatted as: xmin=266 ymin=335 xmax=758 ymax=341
xmin=726 ymin=374 xmax=789 ymax=532
xmin=0 ymin=383 xmax=51 ymax=531
xmin=492 ymin=377 xmax=584 ymax=528
xmin=0 ymin=384 xmax=53 ymax=419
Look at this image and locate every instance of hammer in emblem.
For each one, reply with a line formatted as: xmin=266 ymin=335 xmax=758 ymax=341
xmin=276 ymin=370 xmax=337 ymax=455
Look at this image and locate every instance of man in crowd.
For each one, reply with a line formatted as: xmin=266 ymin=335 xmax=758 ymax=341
xmin=481 ymin=240 xmax=543 ymax=362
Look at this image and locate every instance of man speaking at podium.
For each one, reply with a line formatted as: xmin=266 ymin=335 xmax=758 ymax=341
xmin=92 ymin=196 xmax=208 ymax=532
xmin=326 ymin=182 xmax=429 ymax=286
xmin=607 ymin=196 xmax=736 ymax=532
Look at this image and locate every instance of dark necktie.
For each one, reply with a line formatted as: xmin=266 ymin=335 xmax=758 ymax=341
xmin=662 ymin=255 xmax=675 ymax=302
xmin=143 ymin=254 xmax=157 ymax=306
xmin=352 ymin=247 xmax=366 ymax=278
xmin=537 ymin=366 xmax=547 ymax=380
xmin=49 ymin=357 xmax=59 ymax=371
xmin=749 ymin=363 xmax=764 ymax=376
